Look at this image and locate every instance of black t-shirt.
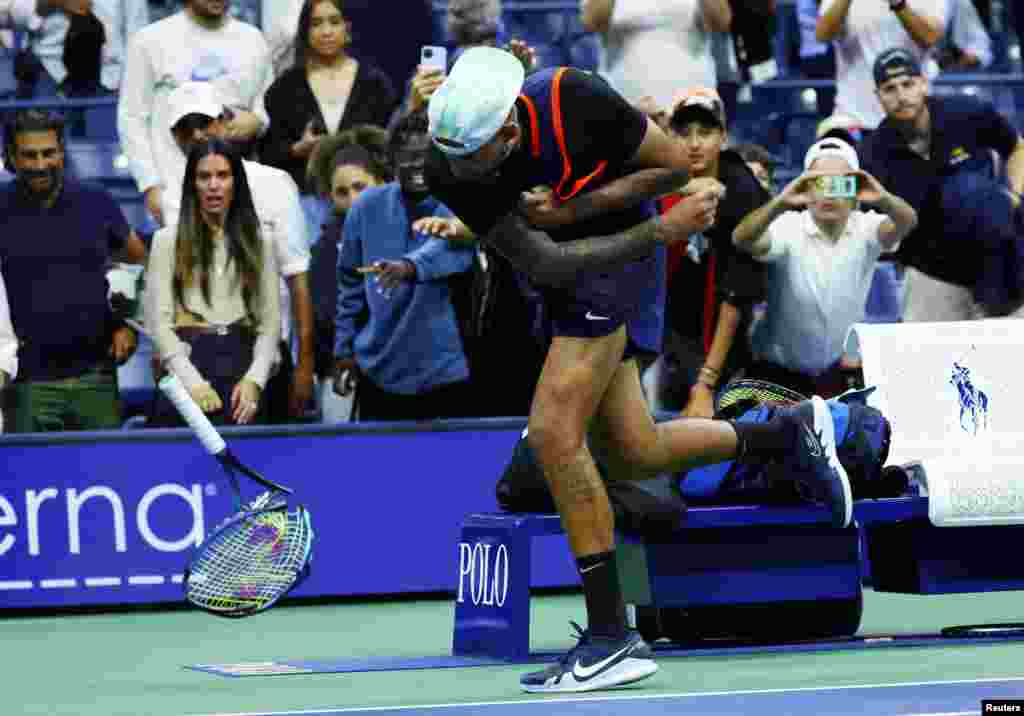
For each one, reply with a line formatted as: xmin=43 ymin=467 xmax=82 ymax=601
xmin=426 ymin=68 xmax=650 ymax=242
xmin=666 ymin=150 xmax=769 ymax=374
xmin=861 ymin=95 xmax=1019 ymax=285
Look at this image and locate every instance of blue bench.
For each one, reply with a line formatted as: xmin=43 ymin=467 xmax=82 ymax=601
xmin=453 ymin=490 xmax=1024 ymax=659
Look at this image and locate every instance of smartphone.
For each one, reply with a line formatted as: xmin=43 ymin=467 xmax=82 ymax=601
xmin=816 ymin=175 xmax=857 ymax=199
xmin=420 ymin=45 xmax=448 ymax=75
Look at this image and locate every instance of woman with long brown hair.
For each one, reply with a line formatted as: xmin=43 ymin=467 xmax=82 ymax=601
xmin=145 ymin=139 xmax=281 ymax=426
xmin=260 ymin=0 xmax=398 ymax=192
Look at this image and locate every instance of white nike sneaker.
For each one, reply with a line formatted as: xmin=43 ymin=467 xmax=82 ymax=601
xmin=520 ymin=622 xmax=658 ymax=694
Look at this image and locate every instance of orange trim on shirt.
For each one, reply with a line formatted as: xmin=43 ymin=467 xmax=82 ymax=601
xmin=518 ymin=95 xmax=541 ymax=159
xmin=550 ymin=67 xmax=608 ymax=202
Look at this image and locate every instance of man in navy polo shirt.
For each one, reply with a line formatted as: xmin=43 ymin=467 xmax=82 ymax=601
xmin=861 ymin=47 xmax=1024 ymax=320
xmin=0 ymin=109 xmax=147 ymax=432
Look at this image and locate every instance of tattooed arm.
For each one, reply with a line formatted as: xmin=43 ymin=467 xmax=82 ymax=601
xmin=488 ymin=185 xmax=721 ymax=287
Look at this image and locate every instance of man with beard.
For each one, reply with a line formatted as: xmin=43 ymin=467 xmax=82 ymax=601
xmin=861 ymin=47 xmax=1024 ymax=319
xmin=330 ymin=109 xmax=477 ymax=421
xmin=0 ymin=109 xmax=147 ymax=432
xmin=426 ymin=47 xmax=855 ymax=694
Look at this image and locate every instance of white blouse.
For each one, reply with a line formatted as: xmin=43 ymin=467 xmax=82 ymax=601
xmin=145 ymin=227 xmax=281 ymax=390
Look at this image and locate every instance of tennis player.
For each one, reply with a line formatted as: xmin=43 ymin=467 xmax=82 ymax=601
xmin=426 ymin=47 xmax=853 ymax=694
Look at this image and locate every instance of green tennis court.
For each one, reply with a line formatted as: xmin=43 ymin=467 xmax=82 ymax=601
xmin=7 ymin=587 xmax=1024 ymax=715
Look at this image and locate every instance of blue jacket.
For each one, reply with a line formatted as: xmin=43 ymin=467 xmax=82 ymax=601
xmin=334 ymin=183 xmax=474 ymax=394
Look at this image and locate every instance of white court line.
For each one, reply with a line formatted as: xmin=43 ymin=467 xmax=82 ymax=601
xmin=128 ymin=575 xmax=165 ymax=586
xmin=188 ymin=675 xmax=1024 ymax=716
xmin=0 ymin=580 xmax=33 ymax=590
xmin=84 ymin=577 xmax=122 ymax=588
xmin=171 ymin=574 xmax=185 ymax=584
xmin=39 ymin=578 xmax=77 ymax=589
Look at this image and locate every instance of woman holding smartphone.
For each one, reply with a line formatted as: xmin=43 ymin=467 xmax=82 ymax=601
xmin=732 ymin=137 xmax=917 ymax=397
xmin=261 ymin=0 xmax=398 ymax=192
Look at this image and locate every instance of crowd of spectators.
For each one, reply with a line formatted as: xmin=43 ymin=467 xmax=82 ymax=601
xmin=1 ymin=0 xmax=1024 ymax=432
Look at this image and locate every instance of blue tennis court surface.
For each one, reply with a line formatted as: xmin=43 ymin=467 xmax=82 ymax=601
xmin=193 ymin=677 xmax=1024 ymax=716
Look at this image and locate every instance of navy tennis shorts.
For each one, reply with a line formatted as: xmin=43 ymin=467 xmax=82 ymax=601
xmin=543 ymin=243 xmax=666 ymax=360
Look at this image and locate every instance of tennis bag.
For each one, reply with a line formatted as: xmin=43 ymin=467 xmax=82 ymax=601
xmin=495 ymin=381 xmax=900 ymax=531
xmin=680 ymin=381 xmax=900 ymax=505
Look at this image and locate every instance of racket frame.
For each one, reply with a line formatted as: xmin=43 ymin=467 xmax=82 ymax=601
xmin=184 ymin=499 xmax=314 ymax=618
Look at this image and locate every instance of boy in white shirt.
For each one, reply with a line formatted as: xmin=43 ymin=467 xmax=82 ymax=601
xmin=732 ymin=137 xmax=917 ymax=397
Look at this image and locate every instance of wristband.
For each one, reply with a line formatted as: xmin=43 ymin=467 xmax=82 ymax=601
xmin=698 ymin=365 xmax=720 ymax=388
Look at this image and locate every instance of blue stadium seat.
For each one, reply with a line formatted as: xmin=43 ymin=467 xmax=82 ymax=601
xmin=780 ymin=112 xmax=821 ymax=168
xmin=64 ymin=140 xmax=127 ymax=182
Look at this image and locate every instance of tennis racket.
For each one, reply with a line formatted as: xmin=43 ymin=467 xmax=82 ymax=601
xmin=158 ymin=374 xmax=315 ymax=618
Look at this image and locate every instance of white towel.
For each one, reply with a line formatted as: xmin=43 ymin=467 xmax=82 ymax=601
xmin=847 ymin=320 xmax=1024 ymax=527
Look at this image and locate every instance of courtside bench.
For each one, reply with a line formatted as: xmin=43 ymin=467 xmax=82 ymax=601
xmin=452 ymin=494 xmax=1024 ymax=659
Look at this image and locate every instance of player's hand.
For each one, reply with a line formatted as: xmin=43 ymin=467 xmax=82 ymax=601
xmin=852 ymin=169 xmax=885 ymax=204
xmin=678 ymin=176 xmax=726 ymax=200
xmin=144 ymin=186 xmax=164 ymax=226
xmin=289 ymin=363 xmax=315 ymax=418
xmin=230 ymin=378 xmax=261 ymax=425
xmin=372 ymin=259 xmax=416 ymax=291
xmin=409 ymin=67 xmax=446 ymax=112
xmin=519 ymin=187 xmax=576 ymax=228
xmin=190 ymin=382 xmax=223 ymax=415
xmin=109 ymin=325 xmax=137 ymax=365
xmin=332 ymin=357 xmax=359 ymax=398
xmin=505 ymin=39 xmax=537 ymax=72
xmin=660 ymin=187 xmax=720 ymax=238
xmin=682 ymin=383 xmax=715 ymax=418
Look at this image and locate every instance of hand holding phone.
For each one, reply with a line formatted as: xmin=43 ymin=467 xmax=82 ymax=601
xmin=420 ymin=45 xmax=448 ymax=75
xmin=816 ymin=175 xmax=858 ymax=200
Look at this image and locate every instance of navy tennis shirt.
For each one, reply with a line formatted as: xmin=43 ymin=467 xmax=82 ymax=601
xmin=0 ymin=179 xmax=129 ymax=381
xmin=861 ymin=94 xmax=1019 ymax=286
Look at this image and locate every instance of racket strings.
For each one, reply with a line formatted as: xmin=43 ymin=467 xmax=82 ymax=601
xmin=187 ymin=506 xmax=313 ymax=614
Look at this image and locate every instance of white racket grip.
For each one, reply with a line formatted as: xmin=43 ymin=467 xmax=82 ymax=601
xmin=158 ymin=374 xmax=227 ymax=456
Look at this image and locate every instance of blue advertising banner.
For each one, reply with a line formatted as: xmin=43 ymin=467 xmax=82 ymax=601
xmin=0 ymin=420 xmax=579 ymax=609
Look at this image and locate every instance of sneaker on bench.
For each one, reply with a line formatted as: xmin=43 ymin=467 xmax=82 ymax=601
xmin=780 ymin=395 xmax=853 ymax=528
xmin=520 ymin=622 xmax=658 ymax=694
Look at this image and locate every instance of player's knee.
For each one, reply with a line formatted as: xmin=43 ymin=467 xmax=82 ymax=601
xmin=527 ymin=415 xmax=586 ymax=471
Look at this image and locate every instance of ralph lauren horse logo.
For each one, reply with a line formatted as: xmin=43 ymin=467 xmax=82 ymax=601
xmin=951 ymin=362 xmax=989 ymax=435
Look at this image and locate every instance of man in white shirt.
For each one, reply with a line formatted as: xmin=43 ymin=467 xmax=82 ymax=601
xmin=581 ymin=0 xmax=732 ymax=110
xmin=118 ymin=0 xmax=273 ymax=227
xmin=160 ymin=81 xmax=316 ymax=420
xmin=0 ymin=0 xmax=147 ymax=96
xmin=732 ymin=138 xmax=917 ymax=396
xmin=817 ymin=0 xmax=945 ymax=128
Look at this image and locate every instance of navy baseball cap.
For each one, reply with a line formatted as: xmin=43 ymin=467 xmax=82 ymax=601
xmin=873 ymin=48 xmax=923 ymax=86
